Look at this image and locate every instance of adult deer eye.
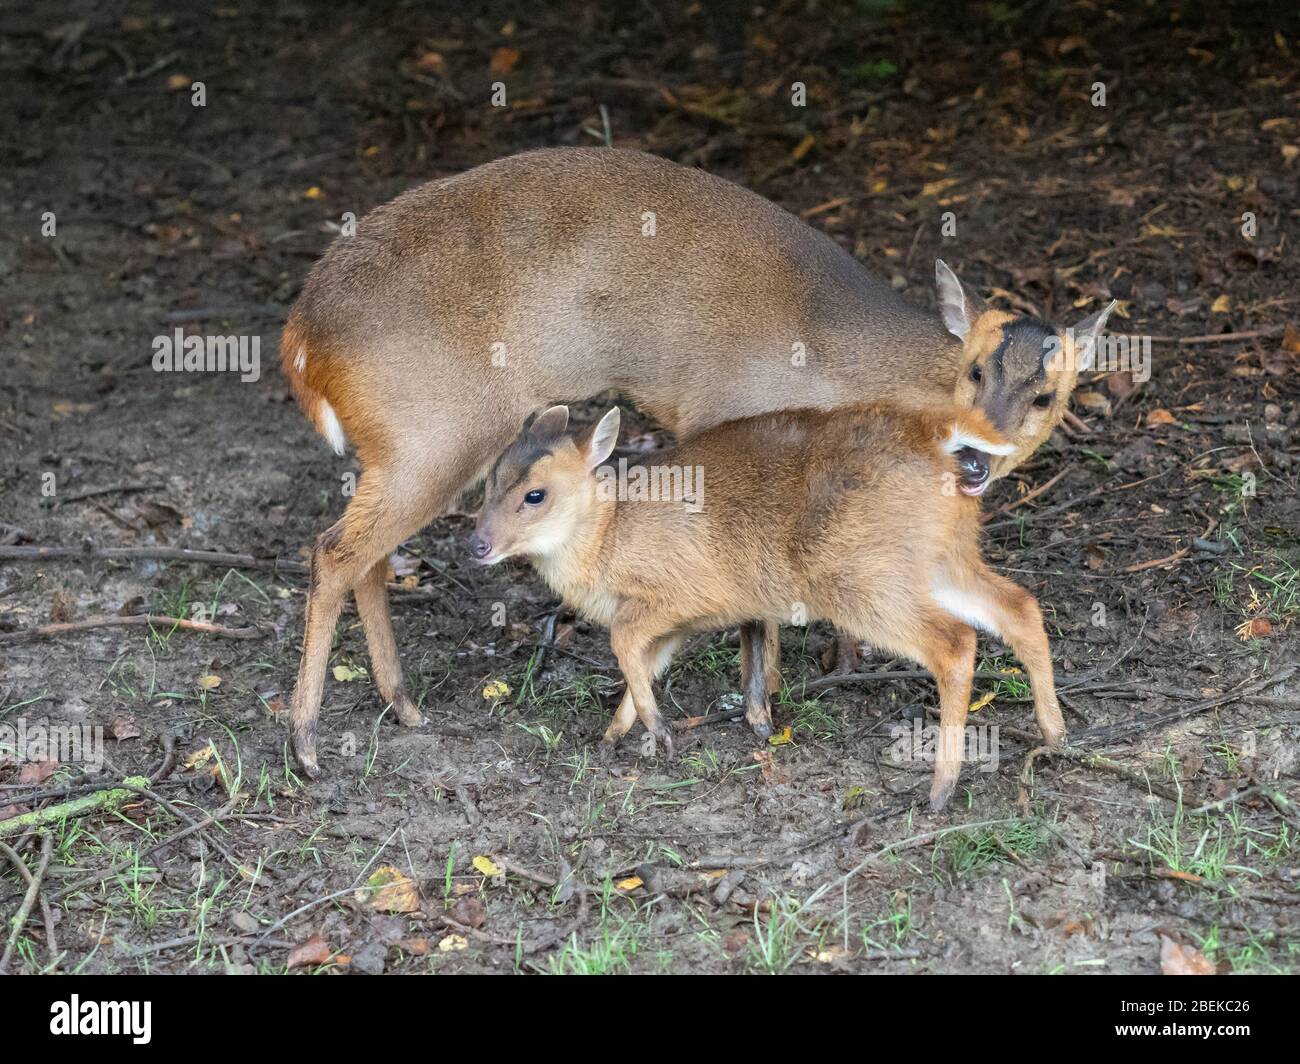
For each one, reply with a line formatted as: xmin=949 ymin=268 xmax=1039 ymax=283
xmin=523 ymin=489 xmax=546 ymax=505
xmin=1033 ymin=393 xmax=1053 ymax=408
xmin=969 ymin=365 xmax=982 ymax=383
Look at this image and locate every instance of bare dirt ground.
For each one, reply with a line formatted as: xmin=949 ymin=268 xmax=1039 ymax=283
xmin=1 ymin=0 xmax=1297 ymax=974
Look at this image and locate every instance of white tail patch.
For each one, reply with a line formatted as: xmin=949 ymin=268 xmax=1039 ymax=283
xmin=942 ymin=423 xmax=1015 ymax=456
xmin=317 ymin=400 xmax=346 ymax=456
xmin=293 ymin=345 xmax=307 ymax=373
xmin=931 ymin=581 xmax=1001 ymax=637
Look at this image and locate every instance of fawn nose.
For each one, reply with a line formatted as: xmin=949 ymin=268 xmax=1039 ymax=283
xmin=468 ymin=532 xmax=493 ymax=561
xmin=953 ymin=447 xmax=990 ymax=496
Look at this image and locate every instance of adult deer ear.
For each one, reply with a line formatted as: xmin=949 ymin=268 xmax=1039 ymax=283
xmin=584 ymin=407 xmax=621 ymax=469
xmin=527 ymin=405 xmax=570 ymax=445
xmin=1068 ymin=300 xmax=1117 ymax=371
xmin=935 ymin=259 xmax=987 ymax=342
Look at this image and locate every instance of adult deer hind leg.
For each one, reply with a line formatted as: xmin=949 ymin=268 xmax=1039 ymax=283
xmin=289 ymin=465 xmax=461 ymax=778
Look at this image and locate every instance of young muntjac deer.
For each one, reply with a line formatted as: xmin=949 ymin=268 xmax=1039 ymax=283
xmin=470 ymin=402 xmax=1065 ymax=812
xmin=281 ymin=146 xmax=1112 ymax=776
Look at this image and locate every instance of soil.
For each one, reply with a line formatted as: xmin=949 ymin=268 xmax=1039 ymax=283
xmin=0 ymin=0 xmax=1297 ymax=974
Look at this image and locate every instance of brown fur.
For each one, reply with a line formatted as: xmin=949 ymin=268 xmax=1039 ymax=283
xmin=279 ymin=147 xmax=1106 ymax=775
xmin=474 ymin=402 xmax=1065 ymax=811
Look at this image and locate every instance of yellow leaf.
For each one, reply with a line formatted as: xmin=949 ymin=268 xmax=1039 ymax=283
xmin=332 ymin=664 xmax=367 ymax=682
xmin=481 ymin=680 xmax=510 ymax=701
xmin=438 ymin=934 xmax=469 ymax=952
xmin=768 ymin=726 xmax=794 ymax=746
xmin=359 ymin=865 xmax=420 ymax=913
xmin=791 ymin=134 xmax=816 ymax=161
xmin=197 ymin=673 xmax=222 ymax=690
xmin=303 ymin=186 xmax=324 ymax=200
xmin=921 ymin=177 xmax=959 ymax=198
xmin=968 ymin=690 xmax=997 ymax=713
xmin=166 ymin=73 xmax=191 ymax=91
xmin=184 ymin=744 xmax=214 ymax=770
xmin=1211 ymin=295 xmax=1231 ymax=313
xmin=616 ymin=876 xmax=643 ymax=891
xmin=472 ymin=855 xmax=503 ymax=877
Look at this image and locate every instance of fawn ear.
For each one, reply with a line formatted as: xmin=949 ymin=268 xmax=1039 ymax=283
xmin=1069 ymin=300 xmax=1117 ymax=371
xmin=528 ymin=405 xmax=570 ymax=445
xmin=584 ymin=407 xmax=621 ymax=469
xmin=935 ymin=259 xmax=987 ymax=342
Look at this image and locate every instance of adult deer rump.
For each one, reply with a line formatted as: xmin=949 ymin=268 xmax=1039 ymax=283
xmin=280 ymin=147 xmax=1108 ymax=776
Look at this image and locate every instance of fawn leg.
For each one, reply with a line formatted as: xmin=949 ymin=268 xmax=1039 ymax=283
xmin=739 ymin=621 xmax=773 ymax=739
xmin=917 ymin=616 xmax=978 ymax=812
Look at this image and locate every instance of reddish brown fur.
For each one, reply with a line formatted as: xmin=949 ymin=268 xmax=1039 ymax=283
xmin=280 ymin=148 xmax=1106 ymax=775
xmin=474 ymin=402 xmax=1065 ymax=811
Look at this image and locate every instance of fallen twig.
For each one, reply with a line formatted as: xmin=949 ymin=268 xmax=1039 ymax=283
xmin=0 ymin=544 xmax=307 ymax=573
xmin=0 ymin=775 xmax=151 ymax=839
xmin=0 ymin=613 xmax=266 ymax=644
xmin=0 ymin=832 xmax=52 ymax=973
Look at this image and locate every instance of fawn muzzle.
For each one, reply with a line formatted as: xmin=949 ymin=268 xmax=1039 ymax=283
xmin=954 ymin=447 xmax=991 ymax=496
xmin=468 ymin=531 xmax=496 ymax=563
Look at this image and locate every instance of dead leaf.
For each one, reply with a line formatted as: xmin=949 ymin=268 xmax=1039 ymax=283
xmin=450 ymin=895 xmax=486 ymax=928
xmin=1235 ymin=617 xmax=1272 ymax=641
xmin=1160 ymin=936 xmax=1215 ymax=975
xmin=1210 ymin=295 xmax=1231 ymax=314
xmin=488 ymin=46 xmax=520 ymax=75
xmin=438 ymin=933 xmax=469 ymax=952
xmin=1146 ymin=408 xmax=1177 ymax=427
xmin=481 ymin=680 xmax=510 ymax=702
xmin=414 ymin=51 xmax=444 ymax=74
xmin=111 ymin=715 xmax=141 ymax=741
xmin=472 ymin=855 xmax=503 ymax=877
xmin=184 ymin=744 xmax=215 ymax=770
xmin=197 ymin=673 xmax=222 ymax=690
xmin=165 ymin=73 xmax=191 ymax=90
xmin=1073 ymin=390 xmax=1112 ymax=417
xmin=49 ymin=588 xmax=76 ymax=623
xmin=0 ymin=804 xmax=31 ymax=821
xmin=286 ymin=934 xmax=332 ymax=969
xmin=332 ymin=663 xmax=367 ymax=682
xmin=395 ymin=936 xmax=430 ymax=955
xmin=1282 ymin=323 xmax=1300 ymax=354
xmin=18 ymin=761 xmax=59 ymax=785
xmin=360 ymin=866 xmax=420 ymax=913
xmin=1105 ymin=371 xmax=1137 ymax=401
xmin=616 ymin=876 xmax=644 ymax=891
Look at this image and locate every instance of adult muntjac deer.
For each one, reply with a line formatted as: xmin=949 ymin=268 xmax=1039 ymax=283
xmin=280 ymin=147 xmax=1113 ymax=777
xmin=470 ymin=401 xmax=1064 ymax=812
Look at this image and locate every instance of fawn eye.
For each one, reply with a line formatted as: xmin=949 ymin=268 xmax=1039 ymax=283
xmin=969 ymin=365 xmax=982 ymax=383
xmin=1033 ymin=393 xmax=1053 ymax=408
xmin=523 ymin=489 xmax=546 ymax=506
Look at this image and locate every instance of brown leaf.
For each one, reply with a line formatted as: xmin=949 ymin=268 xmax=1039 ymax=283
xmin=395 ymin=936 xmax=431 ymax=955
xmin=111 ymin=715 xmax=141 ymax=741
xmin=49 ymin=588 xmax=76 ymax=623
xmin=1146 ymin=408 xmax=1176 ymax=427
xmin=18 ymin=760 xmax=59 ymax=785
xmin=0 ymin=804 xmax=31 ymax=822
xmin=286 ymin=934 xmax=332 ymax=969
xmin=1282 ymin=323 xmax=1300 ymax=354
xmin=489 ymin=46 xmax=520 ymax=75
xmin=450 ymin=895 xmax=486 ymax=929
xmin=1073 ymin=390 xmax=1112 ymax=417
xmin=360 ymin=865 xmax=421 ymax=913
xmin=1105 ymin=371 xmax=1137 ymax=401
xmin=1160 ymin=936 xmax=1215 ymax=975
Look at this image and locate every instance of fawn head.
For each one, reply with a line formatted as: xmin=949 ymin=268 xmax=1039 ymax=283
xmin=937 ymin=259 xmax=1115 ymax=480
xmin=470 ymin=405 xmax=621 ymax=565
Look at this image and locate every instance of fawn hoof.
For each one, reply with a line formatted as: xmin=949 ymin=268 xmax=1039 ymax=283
xmin=392 ymin=694 xmax=424 ymax=728
xmin=747 ymin=714 xmax=772 ymax=742
xmin=928 ymin=776 xmax=956 ymax=813
xmin=597 ymin=737 xmax=619 ymax=764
